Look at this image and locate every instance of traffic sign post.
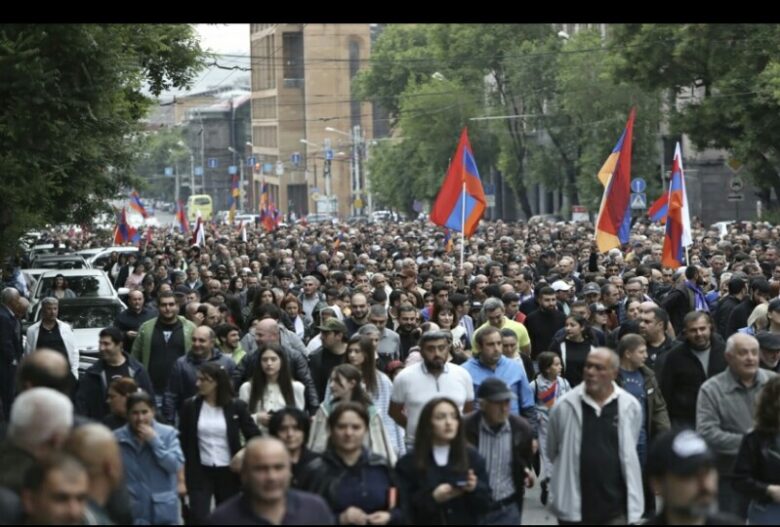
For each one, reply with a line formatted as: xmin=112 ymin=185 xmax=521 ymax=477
xmin=630 ymin=178 xmax=646 ymax=194
xmin=246 ymin=156 xmax=256 ymax=167
xmin=630 ymin=193 xmax=647 ymax=209
xmin=228 ymin=165 xmax=238 ymax=175
xmin=207 ymin=158 xmax=219 ymax=169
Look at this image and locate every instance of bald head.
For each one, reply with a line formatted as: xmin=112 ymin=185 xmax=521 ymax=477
xmin=256 ymin=319 xmax=281 ymax=346
xmin=1 ymin=287 xmax=20 ymax=308
xmin=64 ymin=424 xmax=122 ymax=502
xmin=18 ymin=349 xmax=71 ymax=393
xmin=241 ymin=437 xmax=291 ymax=502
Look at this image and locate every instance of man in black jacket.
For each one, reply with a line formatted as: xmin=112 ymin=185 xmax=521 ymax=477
xmin=0 ymin=288 xmax=23 ymax=420
xmin=523 ymin=287 xmax=566 ymax=359
xmin=661 ymin=266 xmax=709 ymax=336
xmin=75 ymin=327 xmax=154 ymax=421
xmin=726 ymin=277 xmax=771 ymax=337
xmin=714 ymin=277 xmax=746 ymax=338
xmin=113 ymin=290 xmax=157 ymax=351
xmin=307 ymin=318 xmax=348 ymax=402
xmin=463 ymin=378 xmax=534 ymax=524
xmin=659 ymin=312 xmax=728 ymax=429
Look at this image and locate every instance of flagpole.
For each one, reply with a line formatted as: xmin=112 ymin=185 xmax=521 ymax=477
xmin=685 ymin=246 xmax=690 ymax=266
xmin=460 ymin=180 xmax=466 ymax=272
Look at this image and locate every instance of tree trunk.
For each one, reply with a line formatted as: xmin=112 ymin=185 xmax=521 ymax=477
xmin=512 ymin=167 xmax=534 ymax=219
xmin=565 ymin=162 xmax=579 ymax=207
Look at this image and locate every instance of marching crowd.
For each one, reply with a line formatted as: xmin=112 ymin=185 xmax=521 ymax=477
xmin=1 ymin=216 xmax=780 ymax=525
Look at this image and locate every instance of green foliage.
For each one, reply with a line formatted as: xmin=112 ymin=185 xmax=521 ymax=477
xmin=359 ymin=24 xmax=662 ymax=219
xmin=610 ymin=24 xmax=780 ymax=207
xmin=0 ymin=24 xmax=204 ymax=258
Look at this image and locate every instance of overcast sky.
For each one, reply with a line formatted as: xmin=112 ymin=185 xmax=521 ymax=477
xmin=195 ymin=24 xmax=250 ymax=55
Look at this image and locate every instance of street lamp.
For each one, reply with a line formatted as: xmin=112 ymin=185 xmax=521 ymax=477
xmin=324 ymin=125 xmax=370 ymax=216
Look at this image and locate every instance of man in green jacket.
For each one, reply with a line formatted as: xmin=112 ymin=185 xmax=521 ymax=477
xmin=131 ymin=291 xmax=196 ymax=412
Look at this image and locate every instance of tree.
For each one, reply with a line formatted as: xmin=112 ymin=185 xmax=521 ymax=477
xmin=133 ymin=128 xmax=191 ymax=203
xmin=610 ymin=24 xmax=780 ymax=209
xmin=0 ymin=24 xmax=204 ymax=259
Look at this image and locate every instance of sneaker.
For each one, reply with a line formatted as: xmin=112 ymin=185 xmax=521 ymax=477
xmin=540 ymin=480 xmax=549 ymax=506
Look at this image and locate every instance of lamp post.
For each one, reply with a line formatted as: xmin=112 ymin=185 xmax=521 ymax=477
xmin=325 ymin=126 xmax=367 ymax=216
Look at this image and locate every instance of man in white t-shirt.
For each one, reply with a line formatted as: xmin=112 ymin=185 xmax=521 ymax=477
xmin=389 ymin=330 xmax=474 ymax=446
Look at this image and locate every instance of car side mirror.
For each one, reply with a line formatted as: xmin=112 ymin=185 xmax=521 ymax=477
xmin=117 ymin=287 xmax=130 ymax=296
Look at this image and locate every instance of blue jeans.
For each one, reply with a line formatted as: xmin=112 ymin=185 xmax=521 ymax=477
xmin=481 ymin=501 xmax=522 ymax=525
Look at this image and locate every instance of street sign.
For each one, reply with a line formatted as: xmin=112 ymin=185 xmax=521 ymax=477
xmin=246 ymin=156 xmax=256 ymax=167
xmin=354 ymin=197 xmax=364 ymax=209
xmin=207 ymin=158 xmax=219 ymax=168
xmin=194 ymin=166 xmax=204 ymax=176
xmin=485 ymin=195 xmax=496 ymax=207
xmin=630 ymin=178 xmax=646 ymax=193
xmin=228 ymin=165 xmax=238 ymax=175
xmin=263 ymin=163 xmax=273 ymax=174
xmin=727 ymin=193 xmax=744 ymax=202
xmin=325 ymin=148 xmax=334 ymax=161
xmin=164 ymin=167 xmax=173 ymax=177
xmin=291 ymin=152 xmax=302 ymax=167
xmin=727 ymin=158 xmax=743 ymax=174
xmin=324 ymin=138 xmax=332 ymax=149
xmin=309 ymin=186 xmax=320 ymax=195
xmin=275 ymin=161 xmax=284 ymax=176
xmin=729 ymin=177 xmax=744 ymax=192
xmin=630 ymin=193 xmax=647 ymax=209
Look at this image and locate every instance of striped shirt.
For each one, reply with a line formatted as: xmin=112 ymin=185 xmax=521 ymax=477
xmin=478 ymin=418 xmax=516 ymax=501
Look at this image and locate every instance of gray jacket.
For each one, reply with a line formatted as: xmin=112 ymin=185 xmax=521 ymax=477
xmin=547 ymin=382 xmax=644 ymax=523
xmin=696 ymin=368 xmax=776 ymax=474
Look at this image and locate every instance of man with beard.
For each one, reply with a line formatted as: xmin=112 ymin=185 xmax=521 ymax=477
xmin=640 ymin=307 xmax=675 ymax=377
xmin=523 ymin=287 xmax=566 ymax=359
xmin=131 ymin=291 xmax=197 ymax=412
xmin=644 ymin=429 xmax=741 ymax=525
xmin=726 ymin=277 xmax=771 ymax=337
xmin=396 ymin=304 xmax=421 ymax=362
xmin=662 ymin=266 xmax=712 ymax=335
xmin=344 ymin=292 xmax=369 ymax=337
xmin=660 ymin=312 xmax=728 ymax=429
xmin=389 ymin=330 xmax=474 ymax=448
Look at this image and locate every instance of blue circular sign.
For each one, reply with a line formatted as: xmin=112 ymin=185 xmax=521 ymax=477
xmin=631 ymin=178 xmax=646 ymax=193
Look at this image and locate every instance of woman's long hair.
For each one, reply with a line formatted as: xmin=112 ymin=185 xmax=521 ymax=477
xmin=198 ymin=362 xmax=235 ymax=408
xmin=330 ymin=364 xmax=373 ymax=407
xmin=566 ymin=314 xmax=592 ymax=343
xmin=413 ymin=397 xmax=468 ymax=473
xmin=248 ymin=343 xmax=296 ymax=412
xmin=755 ymin=375 xmax=780 ymax=434
xmin=347 ymin=334 xmax=378 ymax=397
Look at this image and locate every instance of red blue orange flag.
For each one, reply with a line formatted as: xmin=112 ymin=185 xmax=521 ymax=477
xmin=176 ymin=200 xmax=189 ymax=234
xmin=595 ymin=108 xmax=636 ymax=253
xmin=430 ymin=128 xmax=485 ymax=238
xmin=228 ymin=176 xmax=240 ymax=223
xmin=662 ymin=142 xmax=692 ymax=268
xmin=648 ymin=194 xmax=668 ymax=224
xmin=129 ymin=191 xmax=149 ymax=218
xmin=113 ymin=207 xmax=138 ymax=245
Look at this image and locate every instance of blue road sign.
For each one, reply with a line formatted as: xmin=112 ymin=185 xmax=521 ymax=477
xmin=194 ymin=166 xmax=204 ymax=176
xmin=207 ymin=158 xmax=219 ymax=169
xmin=631 ymin=178 xmax=646 ymax=193
xmin=246 ymin=156 xmax=256 ymax=167
xmin=263 ymin=163 xmax=273 ymax=173
xmin=291 ymin=152 xmax=302 ymax=167
xmin=228 ymin=165 xmax=238 ymax=175
xmin=325 ymin=148 xmax=334 ymax=161
xmin=164 ymin=167 xmax=173 ymax=177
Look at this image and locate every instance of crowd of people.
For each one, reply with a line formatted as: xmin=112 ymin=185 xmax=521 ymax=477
xmin=0 ymin=215 xmax=779 ymax=524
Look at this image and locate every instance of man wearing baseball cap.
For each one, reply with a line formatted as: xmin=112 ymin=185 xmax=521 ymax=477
xmin=645 ymin=429 xmax=741 ymax=525
xmin=307 ymin=318 xmax=348 ymax=402
xmin=463 ymin=378 xmax=535 ymax=524
xmin=756 ymin=330 xmax=780 ymax=373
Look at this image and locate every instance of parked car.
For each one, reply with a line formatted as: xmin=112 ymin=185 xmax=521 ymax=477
xmin=30 ymin=254 xmax=89 ymax=270
xmin=28 ymin=269 xmax=128 ymax=322
xmin=87 ymin=247 xmax=141 ymax=270
xmin=32 ymin=297 xmax=125 ymax=373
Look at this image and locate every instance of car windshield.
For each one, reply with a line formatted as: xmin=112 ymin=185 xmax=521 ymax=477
xmin=47 ymin=303 xmax=121 ymax=329
xmin=33 ymin=259 xmax=86 ymax=269
xmin=35 ymin=275 xmax=113 ymax=299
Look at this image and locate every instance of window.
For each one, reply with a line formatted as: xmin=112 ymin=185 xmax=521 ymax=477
xmin=253 ymin=125 xmax=278 ymax=148
xmin=252 ymin=97 xmax=277 ymax=119
xmin=283 ymin=32 xmax=304 ymax=87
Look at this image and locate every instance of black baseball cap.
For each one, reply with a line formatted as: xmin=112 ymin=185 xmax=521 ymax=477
xmin=756 ymin=330 xmax=780 ymax=351
xmin=647 ymin=429 xmax=715 ymax=478
xmin=476 ymin=378 xmax=517 ymax=402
